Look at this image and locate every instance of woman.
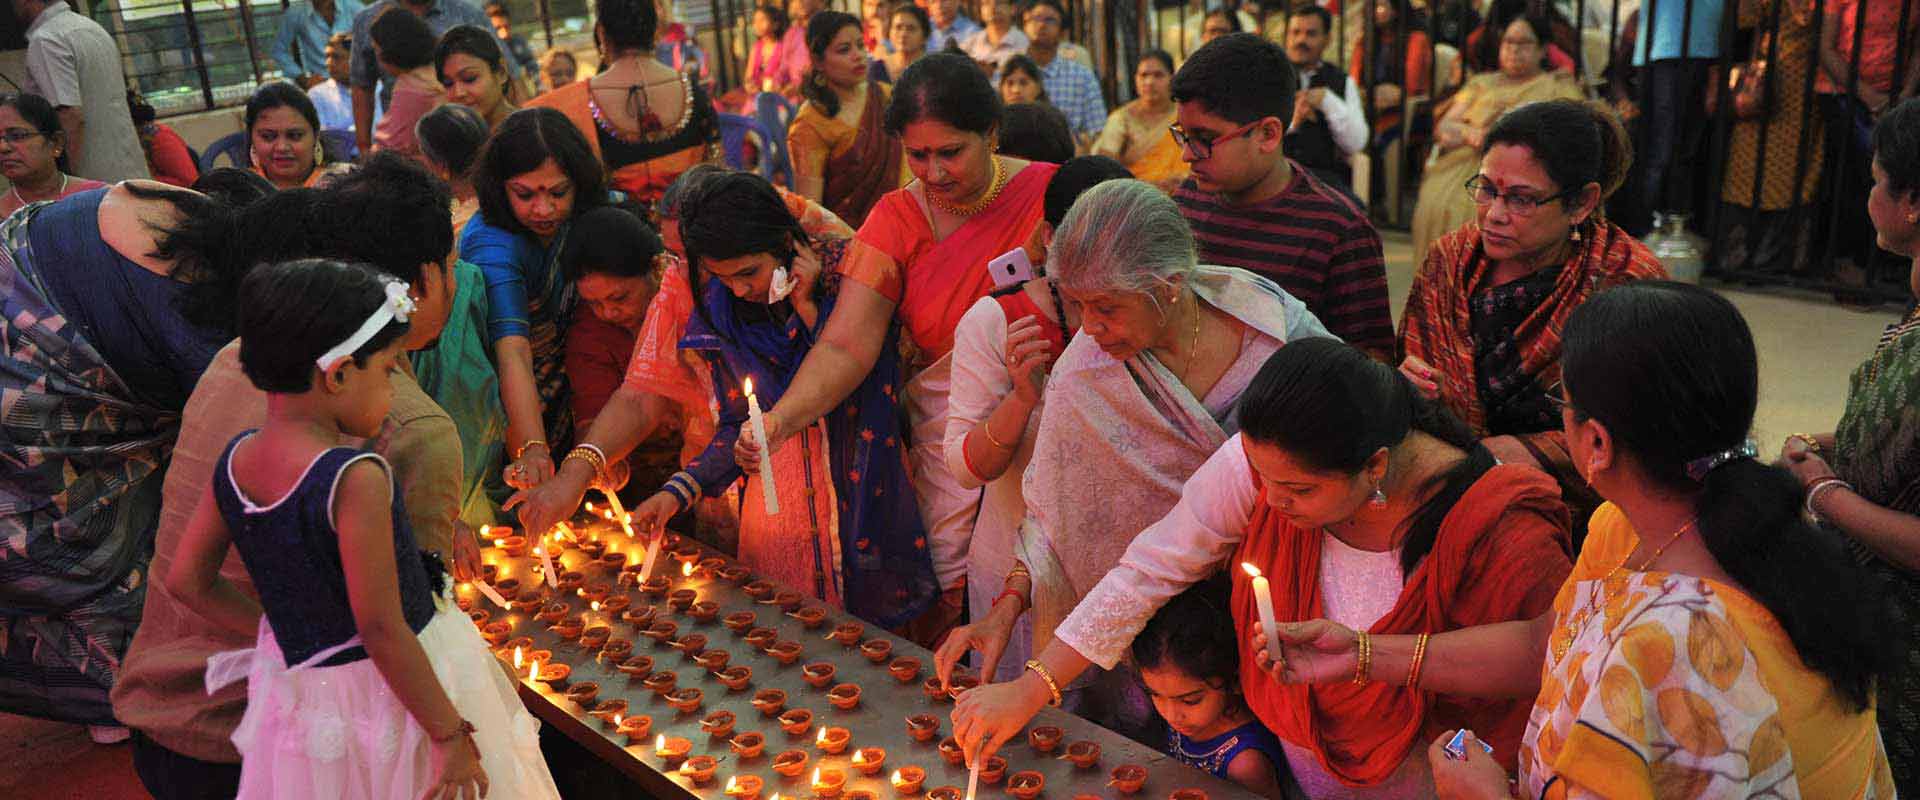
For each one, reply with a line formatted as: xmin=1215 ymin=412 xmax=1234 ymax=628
xmin=1267 ymin=283 xmax=1897 ymax=797
xmin=244 ymin=82 xmax=333 ymax=191
xmin=1778 ymin=98 xmax=1920 ymax=791
xmin=541 ymin=48 xmax=578 ymax=93
xmin=1399 ymin=100 xmax=1665 ymax=542
xmin=527 ymin=0 xmax=719 ymax=208
xmin=0 ymin=93 xmax=104 ymax=218
xmin=627 ymin=173 xmax=937 ymax=627
xmin=1409 ymin=14 xmax=1579 ymax=258
xmin=789 ymin=11 xmax=907 ymax=225
xmin=744 ymin=53 xmax=1058 ymax=646
xmin=1348 ymin=0 xmax=1433 ymax=143
xmin=946 ymin=333 xmax=1572 ymax=798
xmin=1464 ymin=0 xmax=1577 ymax=75
xmin=468 ymin=108 xmax=607 ymax=491
xmin=436 ymin=24 xmax=519 ymax=131
xmin=1092 ymin=51 xmax=1186 ymax=191
xmin=869 ymin=3 xmax=929 ymax=84
xmin=129 ymin=91 xmax=198 ymax=188
xmin=744 ymin=4 xmax=792 ymax=93
xmin=1718 ymin=0 xmax=1823 ymax=274
xmin=415 ymin=103 xmax=489 ymax=233
xmin=370 ymin=7 xmax=447 ymax=160
xmin=934 ymin=179 xmax=1337 ymax=741
xmin=997 ymin=55 xmax=1048 ymax=106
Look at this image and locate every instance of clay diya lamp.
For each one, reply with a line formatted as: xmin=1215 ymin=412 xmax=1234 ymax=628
xmin=851 ymin=747 xmax=886 ymax=776
xmin=945 ymin=675 xmax=981 ymax=699
xmin=480 ymin=563 xmax=501 ymax=583
xmin=859 ymin=639 xmax=893 ymax=664
xmin=599 ymin=551 xmax=628 ymax=570
xmin=1064 ymin=741 xmax=1101 ymax=769
xmin=563 ymin=681 xmax=600 ymax=706
xmin=759 ymin=590 xmax=804 ymax=612
xmin=698 ymin=557 xmax=727 ymax=576
xmin=679 ymin=754 xmax=721 ymax=785
xmin=811 ymin=767 xmax=848 ymax=799
xmin=771 ymin=749 xmax=810 ymax=778
xmin=671 ymin=544 xmax=703 ymax=565
xmin=655 ymin=735 xmax=693 ymax=766
xmin=904 ymin=714 xmax=939 ymax=742
xmin=640 ymin=670 xmax=679 ymax=695
xmin=467 ymin=608 xmax=490 ymax=625
xmin=498 ymin=535 xmax=529 ymax=556
xmin=744 ymin=628 xmax=779 ymax=649
xmin=715 ymin=665 xmax=754 ymax=691
xmin=921 ymin=677 xmax=950 ymax=702
xmin=891 ymin=766 xmax=928 ymax=795
xmin=556 ymin=571 xmax=586 ymax=593
xmin=1108 ymin=765 xmax=1147 ymax=795
xmin=717 ymin=565 xmax=751 ymax=584
xmin=788 ymin=607 xmax=828 ymax=629
xmin=730 ymin=731 xmax=767 ymax=759
xmin=752 ymin=688 xmax=788 ymax=717
xmin=830 ymin=622 xmax=865 ymax=646
xmin=536 ymin=602 xmax=571 ymax=623
xmin=615 ymin=713 xmax=652 ymax=743
xmin=1007 ymin=772 xmax=1045 ymax=800
xmin=480 ymin=622 xmax=511 ymax=646
xmin=600 ymin=594 xmax=632 ymax=614
xmin=693 ymin=649 xmax=731 ymax=671
xmin=1168 ymin=790 xmax=1207 ymax=800
xmin=666 ymin=687 xmax=705 ymax=714
xmin=615 ymin=654 xmax=654 ymax=678
xmin=670 ymin=633 xmax=709 ymax=656
xmin=667 ymin=589 xmax=699 ymax=612
xmin=579 ymin=582 xmax=611 ymax=604
xmin=742 ymin=580 xmax=776 ymax=600
xmin=688 ymin=600 xmax=722 ymax=622
xmin=602 ymin=638 xmax=634 ymax=662
xmin=503 ymin=636 xmax=535 ymax=653
xmin=578 ymin=539 xmax=608 ymax=559
xmin=725 ymin=775 xmax=766 ymax=800
xmin=889 ymin=657 xmax=922 ymax=684
xmin=701 ymin=709 xmax=738 ymax=738
xmin=456 ymin=596 xmax=476 ymax=613
xmin=589 ymin=698 xmax=629 ymax=725
xmin=579 ymin=625 xmax=612 ymax=649
xmin=977 ymin=756 xmax=1008 ymax=785
xmin=639 ymin=576 xmax=672 ymax=597
xmin=927 ymin=787 xmax=962 ymax=800
xmin=778 ymin=708 xmax=815 ymax=736
xmin=527 ymin=649 xmax=555 ymax=666
xmin=641 ymin=621 xmax=680 ymax=643
xmin=846 ymin=790 xmax=879 ymax=800
xmin=936 ymin=738 xmax=965 ymax=766
xmin=622 ymin=605 xmax=659 ymax=628
xmin=550 ymin=618 xmax=585 ymax=641
xmin=766 ymin=640 xmax=804 ymax=665
xmin=724 ymin=611 xmax=759 ymax=633
xmin=801 ymin=662 xmax=838 ymax=688
xmin=536 ymin=662 xmax=572 ymax=687
xmin=509 ymin=592 xmax=546 ymax=613
xmin=826 ymin=684 xmax=861 ymax=711
xmin=1028 ymin=725 xmax=1062 ymax=754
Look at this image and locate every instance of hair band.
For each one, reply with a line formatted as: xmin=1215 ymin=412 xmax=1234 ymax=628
xmin=1684 ymin=439 xmax=1758 ymax=482
xmin=316 ymin=279 xmax=414 ymax=371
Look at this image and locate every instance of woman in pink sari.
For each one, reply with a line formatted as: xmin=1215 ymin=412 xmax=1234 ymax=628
xmin=738 ymin=52 xmax=1057 ymax=645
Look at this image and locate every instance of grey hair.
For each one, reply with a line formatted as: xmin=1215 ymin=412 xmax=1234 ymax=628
xmin=1050 ymin=179 xmax=1197 ymax=299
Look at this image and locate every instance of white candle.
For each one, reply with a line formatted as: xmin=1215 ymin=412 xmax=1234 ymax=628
xmin=1242 ymin=563 xmax=1284 ymax=666
xmin=603 ymin=490 xmax=631 ymax=537
xmin=640 ymin=528 xmax=665 ymax=581
xmin=964 ymin=759 xmax=980 ymax=800
xmin=473 ymin=580 xmax=508 ymax=608
xmin=537 ymin=542 xmax=558 ymax=588
xmin=743 ymin=377 xmax=781 ymax=515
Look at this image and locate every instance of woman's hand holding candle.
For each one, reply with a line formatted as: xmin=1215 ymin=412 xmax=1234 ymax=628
xmin=1250 ymin=621 xmax=1359 ymax=685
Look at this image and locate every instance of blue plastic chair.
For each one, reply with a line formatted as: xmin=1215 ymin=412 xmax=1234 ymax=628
xmin=196 ymin=131 xmax=251 ymax=172
xmin=717 ymin=113 xmax=780 ymax=183
xmin=752 ymin=92 xmax=796 ymax=188
xmin=318 ymin=129 xmax=358 ymax=163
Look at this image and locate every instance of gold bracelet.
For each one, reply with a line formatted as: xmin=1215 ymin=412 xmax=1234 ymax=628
xmin=1024 ymin=659 xmax=1064 ymax=707
xmin=1789 ymin=433 xmax=1822 ymax=454
xmin=514 ymin=439 xmax=548 ymax=460
xmin=1351 ymin=631 xmax=1372 ymax=685
xmin=1405 ymin=633 xmax=1430 ymax=688
xmin=564 ymin=445 xmax=607 ymax=480
xmin=980 ymin=418 xmax=1014 ymax=450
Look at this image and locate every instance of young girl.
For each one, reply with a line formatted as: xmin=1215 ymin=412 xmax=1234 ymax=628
xmin=1134 ymin=580 xmax=1292 ymax=800
xmin=166 ymin=259 xmax=560 ymax=799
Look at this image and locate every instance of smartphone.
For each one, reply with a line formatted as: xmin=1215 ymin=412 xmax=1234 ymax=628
xmin=1442 ymin=729 xmax=1494 ymax=761
xmin=987 ymin=247 xmax=1036 ymax=289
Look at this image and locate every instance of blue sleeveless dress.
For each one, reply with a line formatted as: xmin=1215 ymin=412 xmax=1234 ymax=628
xmin=1168 ymin=718 xmax=1290 ymax=781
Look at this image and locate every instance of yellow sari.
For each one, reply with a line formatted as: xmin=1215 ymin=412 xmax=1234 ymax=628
xmin=1091 ymin=101 xmax=1186 ymax=188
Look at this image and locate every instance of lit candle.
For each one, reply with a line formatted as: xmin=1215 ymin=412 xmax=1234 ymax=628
xmin=1242 ymin=563 xmax=1283 ymax=666
xmin=473 ymin=579 xmax=508 ymax=608
xmin=743 ymin=377 xmax=781 ymax=515
xmin=483 ymin=524 xmax=505 ymax=549
xmin=528 ymin=657 xmax=540 ymax=682
xmin=513 ymin=646 xmax=524 ymax=671
xmin=536 ymin=542 xmax=558 ymax=588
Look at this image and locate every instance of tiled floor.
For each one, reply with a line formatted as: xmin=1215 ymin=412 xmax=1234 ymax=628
xmin=1 ymin=231 xmax=1907 ymax=798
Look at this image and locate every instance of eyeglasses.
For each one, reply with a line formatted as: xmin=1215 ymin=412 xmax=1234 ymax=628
xmin=1464 ymin=176 xmax=1573 ymax=215
xmin=1025 ymin=13 xmax=1061 ymax=27
xmin=1169 ymin=119 xmax=1264 ymax=160
xmin=0 ymin=129 xmax=46 ymax=146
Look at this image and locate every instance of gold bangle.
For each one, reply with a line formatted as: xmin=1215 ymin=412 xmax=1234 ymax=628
xmin=1351 ymin=631 xmax=1372 ymax=685
xmin=564 ymin=445 xmax=607 ymax=479
xmin=1024 ymin=659 xmax=1063 ymax=707
xmin=514 ymin=439 xmax=548 ymax=460
xmin=980 ymin=418 xmax=1014 ymax=450
xmin=1405 ymin=633 xmax=1430 ymax=688
xmin=1789 ymin=433 xmax=1822 ymax=454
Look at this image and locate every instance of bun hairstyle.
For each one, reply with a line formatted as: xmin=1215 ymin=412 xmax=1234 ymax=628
xmin=885 ymin=50 xmax=1003 ymax=137
xmin=238 ymin=259 xmax=412 ymax=393
xmin=559 ymin=205 xmax=667 ymax=282
xmin=1132 ymin=575 xmax=1240 ymax=690
xmin=416 ymin=102 xmax=491 ymax=180
xmin=1484 ymin=98 xmax=1633 ymax=210
xmin=596 ymin=0 xmax=660 ymax=51
xmin=802 ymin=11 xmax=863 ymax=117
xmin=1237 ymin=337 xmax=1484 ymax=575
xmin=1561 ymin=282 xmax=1889 ymax=710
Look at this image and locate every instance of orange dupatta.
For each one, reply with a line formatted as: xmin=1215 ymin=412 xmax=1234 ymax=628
xmin=1231 ymin=463 xmax=1573 ymax=785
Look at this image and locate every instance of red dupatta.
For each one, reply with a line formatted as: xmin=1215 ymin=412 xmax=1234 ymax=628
xmin=1230 ymin=463 xmax=1573 ymax=785
xmin=822 ymin=81 xmax=904 ymax=225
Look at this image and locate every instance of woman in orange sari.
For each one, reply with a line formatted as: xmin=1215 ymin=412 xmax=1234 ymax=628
xmin=527 ymin=0 xmax=719 ymax=208
xmin=741 ymin=52 xmax=1058 ymax=645
xmin=789 ymin=11 xmax=907 ymax=225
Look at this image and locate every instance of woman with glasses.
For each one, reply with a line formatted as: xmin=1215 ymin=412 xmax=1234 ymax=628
xmin=1409 ymin=13 xmax=1580 ymax=258
xmin=1399 ymin=99 xmax=1663 ymax=543
xmin=0 ymin=93 xmax=103 ymax=218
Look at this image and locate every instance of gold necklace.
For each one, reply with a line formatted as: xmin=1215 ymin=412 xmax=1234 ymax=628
xmin=1551 ymin=519 xmax=1696 ymax=661
xmin=927 ymin=155 xmax=1006 ymax=217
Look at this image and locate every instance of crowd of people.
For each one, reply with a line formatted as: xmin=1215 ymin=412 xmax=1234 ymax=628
xmin=1 ymin=0 xmax=1919 ymax=798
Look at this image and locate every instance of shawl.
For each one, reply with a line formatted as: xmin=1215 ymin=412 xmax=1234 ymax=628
xmin=1233 ymin=464 xmax=1572 ymax=786
xmin=820 ymin=80 xmax=904 ymax=225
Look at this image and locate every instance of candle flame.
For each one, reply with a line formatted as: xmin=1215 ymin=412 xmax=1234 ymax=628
xmin=586 ymin=501 xmax=596 ymax=513
xmin=852 ymin=751 xmax=864 ymax=764
xmin=726 ymin=777 xmax=738 ymax=793
xmin=816 ymin=728 xmax=828 ymax=745
xmin=891 ymin=771 xmax=903 ymax=784
xmin=744 ymin=377 xmax=756 ymax=396
xmin=656 ymin=734 xmax=667 ymax=750
xmin=493 ymin=539 xmax=506 ymax=548
xmin=591 ymin=601 xmax=602 ymax=611
xmin=683 ymin=561 xmax=695 ymax=577
xmin=480 ymin=524 xmax=491 ymax=537
xmin=1240 ymin=562 xmax=1263 ymax=578
xmin=513 ymin=646 xmax=523 ymax=668
xmin=811 ymin=768 xmax=821 ymax=785
xmin=613 ymin=712 xmax=623 ymax=726
xmin=529 ymin=658 xmax=540 ymax=680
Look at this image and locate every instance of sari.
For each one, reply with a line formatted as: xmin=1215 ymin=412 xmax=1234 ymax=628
xmin=1523 ymin=504 xmax=1895 ymax=798
xmin=412 ymin=259 xmax=510 ymax=528
xmin=527 ymin=75 xmax=721 ymax=208
xmin=1091 ymin=102 xmax=1186 ymax=188
xmin=788 ymin=80 xmax=906 ymax=225
xmin=1829 ymin=311 xmax=1920 ymax=788
xmin=465 ymin=212 xmax=575 ymax=449
xmin=1408 ymin=71 xmax=1583 ymax=257
xmin=1233 ymin=463 xmax=1572 ymax=786
xmin=675 ymin=236 xmax=938 ymax=627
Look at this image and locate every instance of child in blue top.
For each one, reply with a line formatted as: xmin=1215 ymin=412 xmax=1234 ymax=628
xmin=1135 ymin=578 xmax=1293 ymax=800
xmin=165 ymin=258 xmax=559 ymax=799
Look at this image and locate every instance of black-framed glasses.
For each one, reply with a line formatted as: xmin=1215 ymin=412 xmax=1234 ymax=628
xmin=1169 ymin=119 xmax=1262 ymax=160
xmin=0 ymin=129 xmax=46 ymax=146
xmin=1464 ymin=176 xmax=1574 ymax=215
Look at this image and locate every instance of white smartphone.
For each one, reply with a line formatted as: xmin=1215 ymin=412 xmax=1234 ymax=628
xmin=987 ymin=247 xmax=1036 ymax=289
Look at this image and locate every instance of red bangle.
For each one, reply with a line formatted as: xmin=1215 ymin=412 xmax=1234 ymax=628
xmin=991 ymin=587 xmax=1025 ymax=611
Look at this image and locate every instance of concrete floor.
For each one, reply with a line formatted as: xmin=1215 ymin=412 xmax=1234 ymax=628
xmin=0 ymin=230 xmax=1906 ymax=798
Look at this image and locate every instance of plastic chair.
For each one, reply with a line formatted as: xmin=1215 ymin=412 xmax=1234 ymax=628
xmin=717 ymin=113 xmax=780 ymax=183
xmin=752 ymin=92 xmax=796 ymax=188
xmin=197 ymin=131 xmax=251 ymax=172
xmin=318 ymin=129 xmax=358 ymax=163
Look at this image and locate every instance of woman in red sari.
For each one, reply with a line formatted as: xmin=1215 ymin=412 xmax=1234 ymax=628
xmin=949 ymin=338 xmax=1573 ymax=797
xmin=789 ymin=11 xmax=907 ymax=225
xmin=740 ymin=52 xmax=1058 ymax=645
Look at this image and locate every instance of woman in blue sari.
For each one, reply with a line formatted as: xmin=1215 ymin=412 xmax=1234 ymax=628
xmin=629 ymin=172 xmax=936 ymax=628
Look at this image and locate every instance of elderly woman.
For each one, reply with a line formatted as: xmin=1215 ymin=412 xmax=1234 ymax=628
xmin=934 ymin=179 xmax=1333 ymax=739
xmin=0 ymin=92 xmax=104 ymax=217
xmin=1408 ymin=12 xmax=1580 ymax=258
xmin=246 ymin=82 xmax=336 ymax=190
xmin=1259 ymin=283 xmax=1896 ymax=797
xmin=742 ymin=53 xmax=1058 ymax=645
xmin=1778 ymin=98 xmax=1920 ymax=790
xmin=1399 ymin=100 xmax=1665 ymax=539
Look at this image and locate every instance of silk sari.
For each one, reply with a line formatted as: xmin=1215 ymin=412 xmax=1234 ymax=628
xmin=805 ymin=80 xmax=905 ymax=225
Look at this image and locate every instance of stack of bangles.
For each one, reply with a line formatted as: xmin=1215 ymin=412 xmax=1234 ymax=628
xmin=1804 ymin=475 xmax=1854 ymax=524
xmin=658 ymin=471 xmax=701 ymax=516
xmin=563 ymin=443 xmax=607 ymax=480
xmin=992 ymin=565 xmax=1030 ymax=613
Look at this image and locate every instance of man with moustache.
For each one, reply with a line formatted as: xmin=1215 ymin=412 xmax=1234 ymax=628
xmin=1280 ymin=4 xmax=1366 ymax=196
